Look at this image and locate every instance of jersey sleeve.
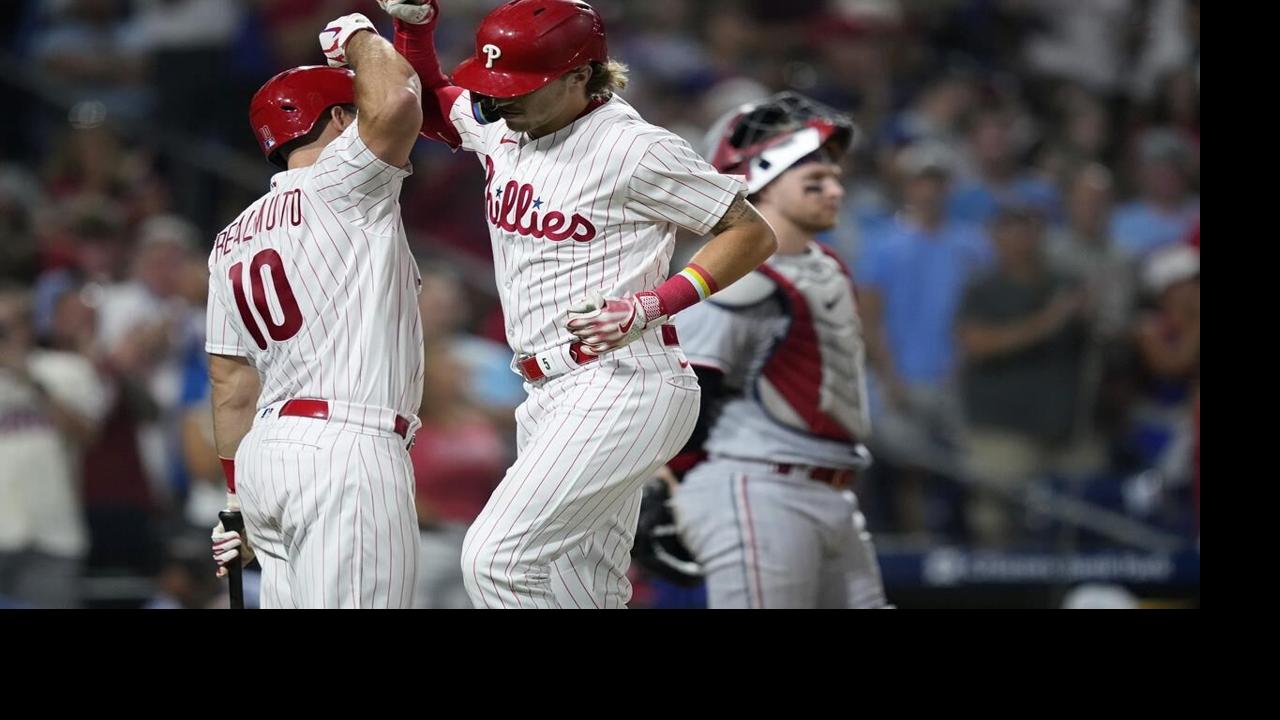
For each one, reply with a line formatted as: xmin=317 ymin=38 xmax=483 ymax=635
xmin=624 ymin=134 xmax=746 ymax=235
xmin=308 ymin=119 xmax=413 ymax=234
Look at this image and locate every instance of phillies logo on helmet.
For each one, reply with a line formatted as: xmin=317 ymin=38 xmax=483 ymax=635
xmin=482 ymin=43 xmax=502 ymax=68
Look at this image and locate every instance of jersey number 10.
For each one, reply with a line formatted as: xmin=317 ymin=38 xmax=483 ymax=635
xmin=230 ymin=249 xmax=303 ymax=350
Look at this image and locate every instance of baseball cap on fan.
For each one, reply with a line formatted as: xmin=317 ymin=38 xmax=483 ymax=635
xmin=897 ymin=141 xmax=956 ymax=180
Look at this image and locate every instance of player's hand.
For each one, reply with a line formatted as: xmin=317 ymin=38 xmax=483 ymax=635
xmin=319 ymin=12 xmax=378 ymax=67
xmin=565 ymin=290 xmax=665 ymax=355
xmin=212 ymin=520 xmax=255 ymax=577
xmin=378 ymin=0 xmax=437 ymax=25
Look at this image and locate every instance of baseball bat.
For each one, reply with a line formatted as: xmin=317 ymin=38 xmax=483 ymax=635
xmin=219 ymin=506 xmax=246 ymax=609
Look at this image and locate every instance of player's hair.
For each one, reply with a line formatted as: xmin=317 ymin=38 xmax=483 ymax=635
xmin=279 ymin=103 xmax=358 ymax=164
xmin=586 ymin=59 xmax=629 ymax=98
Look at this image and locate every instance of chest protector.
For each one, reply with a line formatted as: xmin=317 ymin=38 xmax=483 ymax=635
xmin=752 ymin=246 xmax=870 ymax=441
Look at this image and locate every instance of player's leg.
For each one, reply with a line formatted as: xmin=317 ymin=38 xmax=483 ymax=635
xmin=817 ymin=489 xmax=889 ymax=609
xmin=548 ymin=486 xmax=643 ymax=608
xmin=462 ymin=356 xmax=699 ymax=608
xmin=234 ymin=428 xmax=293 ymax=609
xmin=281 ymin=428 xmax=419 ymax=609
xmin=674 ymin=464 xmax=824 ymax=608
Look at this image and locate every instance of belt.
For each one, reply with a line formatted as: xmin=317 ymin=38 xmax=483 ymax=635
xmin=516 ymin=325 xmax=681 ymax=382
xmin=772 ymin=463 xmax=857 ymax=489
xmin=278 ymin=399 xmax=413 ymax=441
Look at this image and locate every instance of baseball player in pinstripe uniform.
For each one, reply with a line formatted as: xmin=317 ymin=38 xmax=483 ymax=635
xmin=383 ymin=0 xmax=777 ymax=608
xmin=654 ymin=93 xmax=889 ymax=608
xmin=207 ymin=14 xmax=427 ymax=608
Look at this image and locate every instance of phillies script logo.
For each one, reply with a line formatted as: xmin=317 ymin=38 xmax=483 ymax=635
xmin=484 ymin=156 xmax=597 ymax=242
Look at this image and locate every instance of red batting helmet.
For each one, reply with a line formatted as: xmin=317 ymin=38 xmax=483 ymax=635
xmin=249 ymin=65 xmax=355 ymax=168
xmin=452 ymin=0 xmax=607 ymax=99
xmin=705 ymin=92 xmax=859 ymax=195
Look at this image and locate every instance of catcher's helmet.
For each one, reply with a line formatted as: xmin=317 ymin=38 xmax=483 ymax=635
xmin=249 ymin=65 xmax=355 ymax=169
xmin=705 ymin=91 xmax=858 ymax=195
xmin=452 ymin=0 xmax=607 ymax=100
xmin=632 ymin=478 xmax=703 ymax=587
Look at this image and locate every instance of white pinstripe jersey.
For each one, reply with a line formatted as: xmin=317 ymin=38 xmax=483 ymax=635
xmin=448 ymin=92 xmax=745 ymax=356
xmin=205 ymin=121 xmax=424 ymax=420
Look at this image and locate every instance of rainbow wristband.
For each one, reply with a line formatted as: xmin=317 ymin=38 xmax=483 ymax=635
xmin=649 ymin=262 xmax=720 ymax=319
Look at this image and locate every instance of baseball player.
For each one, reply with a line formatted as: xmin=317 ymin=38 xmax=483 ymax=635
xmin=206 ymin=13 xmax=426 ymax=608
xmin=381 ymin=0 xmax=777 ymax=608
xmin=648 ymin=93 xmax=889 ymax=608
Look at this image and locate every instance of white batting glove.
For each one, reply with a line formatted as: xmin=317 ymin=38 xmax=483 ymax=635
xmin=319 ymin=12 xmax=377 ymax=67
xmin=378 ymin=0 xmax=437 ymax=25
xmin=212 ymin=520 xmax=255 ymax=578
xmin=566 ymin=290 xmax=667 ymax=356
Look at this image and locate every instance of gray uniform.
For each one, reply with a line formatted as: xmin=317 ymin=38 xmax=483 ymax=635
xmin=671 ymin=243 xmax=888 ymax=608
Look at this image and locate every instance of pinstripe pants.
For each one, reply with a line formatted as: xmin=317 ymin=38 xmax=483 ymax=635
xmin=461 ymin=343 xmax=700 ymax=609
xmin=237 ymin=409 xmax=419 ymax=609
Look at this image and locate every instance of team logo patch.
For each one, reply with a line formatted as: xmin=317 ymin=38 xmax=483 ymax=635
xmin=482 ymin=43 xmax=502 ymax=68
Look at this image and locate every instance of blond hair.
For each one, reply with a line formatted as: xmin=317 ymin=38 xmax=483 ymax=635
xmin=586 ymin=59 xmax=629 ymax=98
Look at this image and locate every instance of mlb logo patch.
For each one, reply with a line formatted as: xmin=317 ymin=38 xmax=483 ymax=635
xmin=260 ymin=125 xmax=276 ymax=150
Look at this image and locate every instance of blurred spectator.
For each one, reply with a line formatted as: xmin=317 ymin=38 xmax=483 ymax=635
xmin=131 ymin=0 xmax=249 ymax=144
xmin=418 ymin=262 xmax=525 ymax=433
xmin=1047 ymin=164 xmax=1135 ymax=343
xmin=1129 ymin=0 xmax=1196 ymax=102
xmin=95 ymin=214 xmax=205 ymax=509
xmin=411 ymin=343 xmax=506 ymax=609
xmin=129 ymin=0 xmax=243 ymax=55
xmin=1110 ymin=129 xmax=1199 ymax=258
xmin=956 ymin=205 xmax=1098 ymax=547
xmin=1038 ymin=87 xmax=1115 ymax=185
xmin=806 ymin=0 xmax=900 ymax=130
xmin=1047 ymin=164 xmax=1138 ymax=452
xmin=36 ymin=196 xmax=132 ymax=284
xmin=0 ymin=285 xmax=109 ymax=608
xmin=175 ymin=251 xmax=219 ymax=529
xmin=1129 ymin=244 xmax=1199 ymax=475
xmin=32 ymin=269 xmax=99 ymax=356
xmin=855 ymin=143 xmax=990 ymax=535
xmin=0 ymin=165 xmax=46 ymax=284
xmin=1021 ymin=0 xmax=1134 ymax=96
xmin=879 ymin=68 xmax=976 ymax=153
xmin=948 ymin=107 xmax=1061 ymax=226
xmin=44 ymin=122 xmax=129 ymax=202
xmin=1146 ymin=67 xmax=1200 ymax=151
xmin=178 ymin=351 xmax=223 ymax=528
xmin=30 ymin=0 xmax=151 ymax=121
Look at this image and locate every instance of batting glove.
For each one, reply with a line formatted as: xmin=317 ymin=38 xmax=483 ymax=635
xmin=319 ymin=13 xmax=377 ymax=68
xmin=378 ymin=0 xmax=437 ymax=25
xmin=212 ymin=520 xmax=255 ymax=577
xmin=566 ymin=290 xmax=667 ymax=356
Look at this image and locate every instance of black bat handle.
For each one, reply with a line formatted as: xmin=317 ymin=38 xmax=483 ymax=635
xmin=219 ymin=509 xmax=246 ymax=610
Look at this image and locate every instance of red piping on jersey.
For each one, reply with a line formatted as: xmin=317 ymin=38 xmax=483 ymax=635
xmin=755 ymin=263 xmax=855 ymax=442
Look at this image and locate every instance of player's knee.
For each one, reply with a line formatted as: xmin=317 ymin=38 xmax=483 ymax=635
xmin=460 ymin=532 xmax=504 ymax=592
xmin=461 ymin=533 xmax=547 ymax=599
